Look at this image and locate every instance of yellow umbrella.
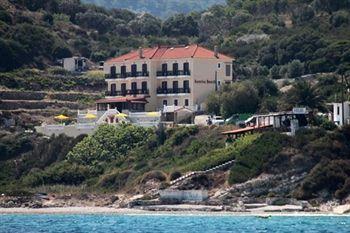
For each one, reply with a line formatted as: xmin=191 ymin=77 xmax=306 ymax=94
xmin=115 ymin=113 xmax=128 ymax=118
xmin=54 ymin=114 xmax=69 ymax=120
xmin=146 ymin=112 xmax=160 ymax=117
xmin=84 ymin=113 xmax=97 ymax=119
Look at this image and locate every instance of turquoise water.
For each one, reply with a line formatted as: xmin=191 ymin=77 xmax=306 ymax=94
xmin=1 ymin=214 xmax=350 ymax=233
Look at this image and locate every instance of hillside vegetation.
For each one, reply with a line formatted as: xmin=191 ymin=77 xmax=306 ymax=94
xmin=1 ymin=125 xmax=350 ymax=201
xmin=82 ymin=0 xmax=226 ymax=18
xmin=1 ymin=0 xmax=349 ymax=79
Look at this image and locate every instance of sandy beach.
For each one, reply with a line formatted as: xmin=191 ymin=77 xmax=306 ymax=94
xmin=0 ymin=206 xmax=349 ymax=216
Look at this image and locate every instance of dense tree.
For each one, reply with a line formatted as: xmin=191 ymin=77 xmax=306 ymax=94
xmin=83 ymin=0 xmax=225 ymax=19
xmin=287 ymin=59 xmax=304 ymax=78
xmin=280 ymin=80 xmax=325 ymax=111
xmin=162 ymin=14 xmax=198 ymax=37
xmin=129 ymin=13 xmax=161 ymax=36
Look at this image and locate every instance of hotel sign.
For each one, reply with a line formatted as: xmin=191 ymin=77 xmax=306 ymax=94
xmin=195 ymin=80 xmax=216 ymax=84
xmin=292 ymin=107 xmax=307 ymax=114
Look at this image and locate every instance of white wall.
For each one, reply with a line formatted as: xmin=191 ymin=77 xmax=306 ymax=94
xmin=333 ymin=102 xmax=350 ymax=126
xmin=159 ymin=190 xmax=208 ymax=201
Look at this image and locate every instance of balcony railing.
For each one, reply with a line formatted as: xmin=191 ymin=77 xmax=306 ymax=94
xmin=156 ymin=70 xmax=191 ymax=77
xmin=106 ymin=89 xmax=149 ymax=96
xmin=105 ymin=71 xmax=149 ymax=79
xmin=156 ymin=88 xmax=191 ymax=94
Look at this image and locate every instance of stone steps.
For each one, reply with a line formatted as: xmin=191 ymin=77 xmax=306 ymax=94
xmin=170 ymin=159 xmax=236 ymax=186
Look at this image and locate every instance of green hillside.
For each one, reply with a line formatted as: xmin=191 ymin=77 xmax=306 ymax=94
xmin=82 ymin=0 xmax=226 ymax=18
xmin=1 ymin=0 xmax=349 ymax=78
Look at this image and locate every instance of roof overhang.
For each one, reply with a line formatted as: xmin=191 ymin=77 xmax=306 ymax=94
xmin=96 ymin=97 xmax=148 ymax=104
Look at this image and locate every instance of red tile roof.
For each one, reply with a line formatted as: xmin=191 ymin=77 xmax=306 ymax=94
xmin=96 ymin=96 xmax=148 ymax=104
xmin=222 ymin=125 xmax=272 ymax=135
xmin=106 ymin=44 xmax=234 ymax=63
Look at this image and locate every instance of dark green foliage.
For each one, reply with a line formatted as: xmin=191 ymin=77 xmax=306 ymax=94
xmin=207 ymin=79 xmax=278 ymax=117
xmin=167 ymin=126 xmax=199 ymax=146
xmin=162 ymin=14 xmax=198 ymax=37
xmin=67 ymin=124 xmax=152 ymax=165
xmin=83 ymin=0 xmax=225 ymax=19
xmin=279 ymin=80 xmax=326 ymax=111
xmin=169 ymin=171 xmax=182 ymax=181
xmin=295 ymin=160 xmax=350 ymax=199
xmin=23 ymin=161 xmax=96 ymax=186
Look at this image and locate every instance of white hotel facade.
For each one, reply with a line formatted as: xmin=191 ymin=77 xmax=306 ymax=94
xmin=97 ymin=44 xmax=234 ymax=112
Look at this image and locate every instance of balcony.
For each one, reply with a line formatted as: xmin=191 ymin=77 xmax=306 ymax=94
xmin=105 ymin=71 xmax=149 ymax=79
xmin=156 ymin=70 xmax=191 ymax=77
xmin=106 ymin=89 xmax=149 ymax=97
xmin=156 ymin=88 xmax=191 ymax=95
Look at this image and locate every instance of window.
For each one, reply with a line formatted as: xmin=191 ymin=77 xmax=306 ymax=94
xmin=131 ymin=64 xmax=137 ymax=77
xmin=173 ymin=63 xmax=178 ymax=75
xmin=183 ymin=80 xmax=189 ymax=91
xmin=173 ymin=81 xmax=178 ymax=93
xmin=183 ymin=62 xmax=189 ymax=75
xmin=121 ymin=65 xmax=126 ymax=78
xmin=121 ymin=83 xmax=126 ymax=95
xmin=141 ymin=81 xmax=147 ymax=93
xmin=218 ymin=63 xmax=221 ymax=68
xmin=163 ymin=100 xmax=167 ymax=106
xmin=131 ymin=82 xmax=137 ymax=91
xmin=185 ymin=99 xmax=189 ymax=106
xmin=110 ymin=84 xmax=116 ymax=95
xmin=110 ymin=66 xmax=116 ymax=79
xmin=174 ymin=99 xmax=178 ymax=106
xmin=162 ymin=63 xmax=168 ymax=75
xmin=142 ymin=64 xmax=148 ymax=75
xmin=337 ymin=106 xmax=340 ymax=115
xmin=226 ymin=64 xmax=231 ymax=77
xmin=161 ymin=81 xmax=167 ymax=89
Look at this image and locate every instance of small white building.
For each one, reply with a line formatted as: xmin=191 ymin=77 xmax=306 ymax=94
xmin=329 ymin=101 xmax=350 ymax=126
xmin=63 ymin=56 xmax=88 ymax=72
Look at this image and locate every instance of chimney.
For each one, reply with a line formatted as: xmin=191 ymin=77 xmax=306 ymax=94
xmin=214 ymin=45 xmax=219 ymax=58
xmin=138 ymin=47 xmax=143 ymax=58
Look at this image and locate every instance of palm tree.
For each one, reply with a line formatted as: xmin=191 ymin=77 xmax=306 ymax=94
xmin=282 ymin=80 xmax=326 ymax=112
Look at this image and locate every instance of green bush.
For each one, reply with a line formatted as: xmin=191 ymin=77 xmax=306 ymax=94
xmin=168 ymin=126 xmax=199 ymax=146
xmin=229 ymin=132 xmax=290 ymax=184
xmin=67 ymin=124 xmax=153 ymax=165
xmin=22 ymin=162 xmax=96 ymax=187
xmin=294 ymin=159 xmax=350 ymax=200
xmin=185 ymin=134 xmax=260 ymax=171
xmin=169 ymin=171 xmax=182 ymax=181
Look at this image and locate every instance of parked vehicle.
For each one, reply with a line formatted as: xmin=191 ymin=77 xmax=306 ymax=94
xmin=211 ymin=115 xmax=225 ymax=125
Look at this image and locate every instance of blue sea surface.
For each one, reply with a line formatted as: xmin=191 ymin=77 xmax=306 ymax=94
xmin=1 ymin=214 xmax=350 ymax=233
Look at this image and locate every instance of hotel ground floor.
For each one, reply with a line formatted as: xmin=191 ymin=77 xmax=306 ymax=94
xmin=96 ymin=93 xmax=200 ymax=113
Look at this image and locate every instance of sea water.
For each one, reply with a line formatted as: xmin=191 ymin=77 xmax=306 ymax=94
xmin=1 ymin=214 xmax=350 ymax=233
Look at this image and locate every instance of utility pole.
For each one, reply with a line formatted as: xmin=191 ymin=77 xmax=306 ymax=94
xmin=215 ymin=70 xmax=218 ymax=91
xmin=342 ymin=74 xmax=345 ymax=126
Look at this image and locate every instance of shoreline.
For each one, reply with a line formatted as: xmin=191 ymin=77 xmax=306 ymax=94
xmin=0 ymin=207 xmax=349 ymax=216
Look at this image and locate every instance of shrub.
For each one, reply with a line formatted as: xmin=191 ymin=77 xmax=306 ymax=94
xmin=185 ymin=134 xmax=260 ymax=171
xmin=169 ymin=171 xmax=182 ymax=181
xmin=294 ymin=159 xmax=350 ymax=200
xmin=22 ymin=162 xmax=96 ymax=187
xmin=67 ymin=124 xmax=153 ymax=165
xmin=229 ymin=132 xmax=290 ymax=184
xmin=98 ymin=170 xmax=132 ymax=190
xmin=141 ymin=170 xmax=167 ymax=183
xmin=168 ymin=126 xmax=198 ymax=146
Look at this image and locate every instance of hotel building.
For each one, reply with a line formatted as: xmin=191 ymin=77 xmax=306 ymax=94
xmin=97 ymin=44 xmax=234 ymax=112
